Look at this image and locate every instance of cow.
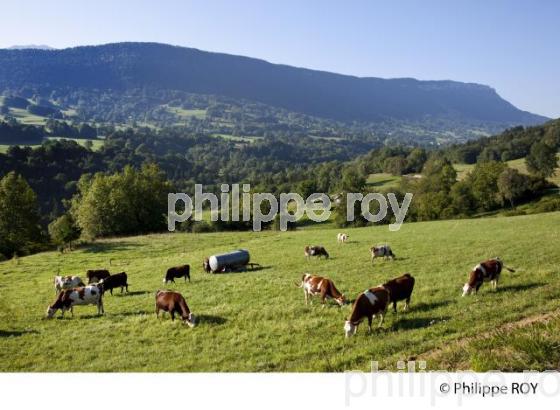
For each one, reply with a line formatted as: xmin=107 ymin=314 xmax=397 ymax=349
xmin=46 ymin=284 xmax=104 ymax=318
xmin=296 ymin=273 xmax=346 ymax=306
xmin=304 ymin=245 xmax=329 ymax=259
xmin=99 ymin=272 xmax=129 ymax=295
xmin=53 ymin=275 xmax=85 ymax=294
xmin=344 ymin=286 xmax=390 ymax=337
xmin=203 ymin=257 xmax=211 ymax=273
xmin=164 ymin=265 xmax=191 ymax=284
xmin=337 ymin=233 xmax=349 ymax=243
xmin=155 ymin=290 xmax=196 ymax=327
xmin=382 ymin=273 xmax=415 ymax=312
xmin=86 ymin=269 xmax=110 ymax=284
xmin=370 ymin=245 xmax=395 ymax=263
xmin=462 ymin=257 xmax=515 ymax=296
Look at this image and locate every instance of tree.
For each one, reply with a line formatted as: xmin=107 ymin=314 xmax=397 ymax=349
xmin=405 ymin=148 xmax=428 ymax=173
xmin=70 ymin=164 xmax=172 ymax=239
xmin=526 ymin=142 xmax=558 ymax=178
xmin=497 ymin=168 xmax=527 ymax=207
xmin=48 ymin=213 xmax=81 ymax=249
xmin=383 ymin=156 xmax=407 ymax=176
xmin=419 ymin=156 xmax=457 ymax=194
xmin=0 ymin=172 xmax=42 ymax=257
xmin=466 ymin=161 xmax=506 ymax=211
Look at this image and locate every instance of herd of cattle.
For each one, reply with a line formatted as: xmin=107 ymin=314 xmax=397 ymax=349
xmin=45 ymin=233 xmax=516 ymax=337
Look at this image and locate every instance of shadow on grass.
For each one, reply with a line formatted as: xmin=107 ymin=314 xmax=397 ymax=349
xmin=408 ymin=300 xmax=454 ymax=313
xmin=113 ymin=290 xmax=151 ymax=297
xmin=208 ymin=265 xmax=273 ymax=274
xmin=80 ymin=241 xmax=146 ymax=254
xmin=0 ymin=329 xmax=39 ymax=337
xmin=495 ymin=282 xmax=544 ymax=293
xmin=390 ymin=316 xmax=451 ymax=331
xmin=110 ymin=310 xmax=152 ymax=318
xmin=197 ymin=314 xmax=227 ymax=326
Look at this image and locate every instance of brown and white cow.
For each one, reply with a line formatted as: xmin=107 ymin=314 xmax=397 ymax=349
xmin=164 ymin=265 xmax=191 ymax=283
xmin=370 ymin=245 xmax=395 ymax=263
xmin=296 ymin=273 xmax=346 ymax=306
xmin=86 ymin=269 xmax=110 ymax=284
xmin=53 ymin=275 xmax=85 ymax=294
xmin=155 ymin=290 xmax=196 ymax=327
xmin=46 ymin=284 xmax=104 ymax=318
xmin=382 ymin=273 xmax=415 ymax=312
xmin=462 ymin=257 xmax=515 ymax=296
xmin=337 ymin=233 xmax=349 ymax=243
xmin=304 ymin=245 xmax=329 ymax=259
xmin=344 ymin=286 xmax=390 ymax=337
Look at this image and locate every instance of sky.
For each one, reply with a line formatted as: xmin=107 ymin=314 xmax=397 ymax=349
xmin=1 ymin=0 xmax=558 ymax=118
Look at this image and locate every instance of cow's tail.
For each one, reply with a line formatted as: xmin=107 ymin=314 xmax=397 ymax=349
xmin=294 ymin=281 xmax=303 ymax=288
xmin=504 ymin=266 xmax=516 ymax=273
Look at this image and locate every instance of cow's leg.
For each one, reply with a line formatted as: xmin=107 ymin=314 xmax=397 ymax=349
xmin=404 ymin=297 xmax=411 ymax=311
xmin=170 ymin=311 xmax=175 ymax=321
xmin=393 ymin=301 xmax=397 ymax=313
xmin=367 ymin=316 xmax=373 ymax=334
xmin=378 ymin=312 xmax=385 ymax=328
xmin=320 ymin=289 xmax=328 ymax=308
xmin=110 ymin=288 xmax=113 ymax=296
xmin=155 ymin=307 xmax=160 ymax=319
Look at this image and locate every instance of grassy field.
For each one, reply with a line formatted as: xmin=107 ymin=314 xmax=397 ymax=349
xmin=366 ymin=172 xmax=401 ymax=189
xmin=455 ymin=156 xmax=560 ymax=186
xmin=0 ymin=138 xmax=104 ymax=154
xmin=46 ymin=137 xmax=105 ymax=151
xmin=1 ymin=212 xmax=559 ymax=372
xmin=368 ymin=156 xmax=560 ymax=191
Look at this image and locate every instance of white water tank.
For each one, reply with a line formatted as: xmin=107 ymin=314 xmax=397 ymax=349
xmin=208 ymin=249 xmax=250 ymax=272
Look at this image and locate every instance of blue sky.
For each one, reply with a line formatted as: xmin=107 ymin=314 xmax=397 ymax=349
xmin=1 ymin=0 xmax=558 ymax=117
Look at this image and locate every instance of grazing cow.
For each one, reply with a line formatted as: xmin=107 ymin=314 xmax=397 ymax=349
xmin=304 ymin=245 xmax=329 ymax=259
xmin=155 ymin=290 xmax=196 ymax=327
xmin=46 ymin=284 xmax=104 ymax=318
xmin=53 ymin=275 xmax=85 ymax=293
xmin=86 ymin=269 xmax=110 ymax=284
xmin=99 ymin=272 xmax=128 ymax=295
xmin=382 ymin=273 xmax=415 ymax=312
xmin=164 ymin=265 xmax=191 ymax=283
xmin=344 ymin=286 xmax=390 ymax=337
xmin=462 ymin=258 xmax=515 ymax=296
xmin=337 ymin=233 xmax=349 ymax=243
xmin=296 ymin=273 xmax=346 ymax=306
xmin=370 ymin=245 xmax=395 ymax=263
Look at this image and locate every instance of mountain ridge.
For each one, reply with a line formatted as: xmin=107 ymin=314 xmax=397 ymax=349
xmin=0 ymin=42 xmax=548 ymax=126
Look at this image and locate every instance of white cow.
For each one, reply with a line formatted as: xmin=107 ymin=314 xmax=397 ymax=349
xmin=370 ymin=245 xmax=396 ymax=263
xmin=46 ymin=284 xmax=104 ymax=318
xmin=337 ymin=233 xmax=349 ymax=243
xmin=53 ymin=275 xmax=85 ymax=293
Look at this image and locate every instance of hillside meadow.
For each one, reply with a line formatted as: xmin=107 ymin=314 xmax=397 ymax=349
xmin=1 ymin=212 xmax=559 ymax=372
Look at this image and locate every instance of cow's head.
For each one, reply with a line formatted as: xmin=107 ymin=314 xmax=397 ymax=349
xmin=462 ymin=283 xmax=474 ymax=296
xmin=184 ymin=313 xmax=197 ymax=327
xmin=462 ymin=270 xmax=478 ymax=296
xmin=336 ymin=294 xmax=346 ymax=306
xmin=46 ymin=306 xmax=57 ymax=318
xmin=344 ymin=320 xmax=357 ymax=338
